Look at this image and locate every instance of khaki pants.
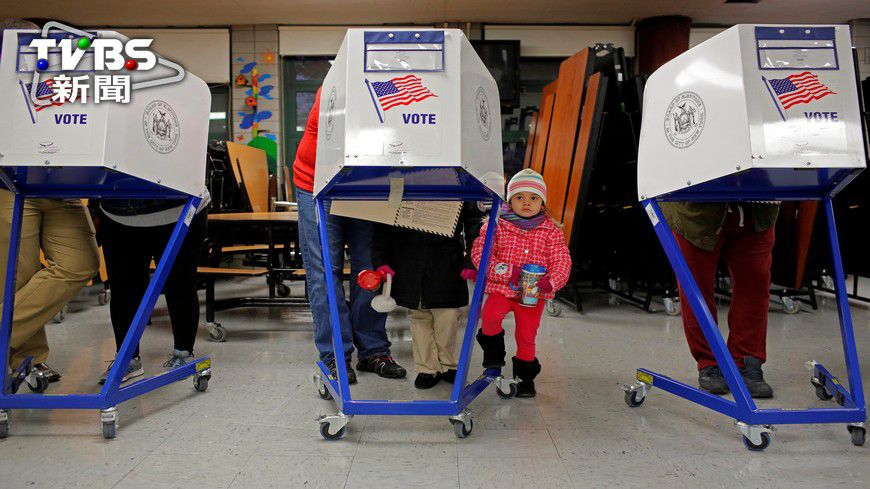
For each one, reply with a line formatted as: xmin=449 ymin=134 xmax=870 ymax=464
xmin=407 ymin=307 xmax=462 ymax=375
xmin=0 ymin=191 xmax=99 ymax=366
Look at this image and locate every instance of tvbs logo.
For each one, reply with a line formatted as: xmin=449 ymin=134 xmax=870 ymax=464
xmin=29 ymin=38 xmax=157 ymax=71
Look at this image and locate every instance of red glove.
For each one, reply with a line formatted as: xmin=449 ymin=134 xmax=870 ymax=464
xmin=509 ymin=266 xmax=522 ymax=289
xmin=376 ymin=265 xmax=396 ymax=278
xmin=537 ymin=276 xmax=553 ymax=293
xmin=460 ymin=268 xmax=477 ymax=281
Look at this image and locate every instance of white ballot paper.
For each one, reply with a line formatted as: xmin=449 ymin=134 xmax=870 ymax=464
xmin=330 ymin=200 xmax=462 ymax=237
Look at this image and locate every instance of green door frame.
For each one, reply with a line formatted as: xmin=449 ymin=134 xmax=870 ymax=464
xmin=281 ymin=56 xmax=329 ymax=199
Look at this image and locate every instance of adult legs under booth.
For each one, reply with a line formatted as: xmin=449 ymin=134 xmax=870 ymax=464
xmin=0 ymin=24 xmax=213 ymax=439
xmin=310 ymin=28 xmax=514 ymax=439
xmin=624 ymin=24 xmax=867 ymax=451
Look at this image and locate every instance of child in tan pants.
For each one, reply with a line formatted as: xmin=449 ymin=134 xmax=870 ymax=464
xmin=371 ymin=203 xmax=484 ymax=388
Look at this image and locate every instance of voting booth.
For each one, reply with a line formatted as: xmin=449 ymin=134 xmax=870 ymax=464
xmin=0 ymin=26 xmax=212 ymax=439
xmin=312 ymin=28 xmax=505 ymax=439
xmin=626 ymin=25 xmax=867 ymax=450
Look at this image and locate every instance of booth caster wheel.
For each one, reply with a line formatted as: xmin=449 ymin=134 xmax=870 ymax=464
xmin=449 ymin=410 xmax=473 ymax=439
xmin=451 ymin=418 xmax=473 ymax=438
xmin=207 ymin=322 xmax=227 ymax=342
xmin=26 ymin=372 xmax=49 ymax=393
xmin=781 ymin=296 xmax=800 ymax=314
xmin=623 ymin=381 xmax=650 ymax=408
xmin=545 ymin=300 xmax=562 ymax=317
xmin=320 ymin=422 xmax=345 ymax=440
xmin=742 ymin=432 xmax=771 ymax=451
xmin=98 ymin=289 xmax=111 ymax=306
xmin=495 ymin=376 xmax=518 ymax=399
xmin=194 ymin=371 xmax=210 ymax=392
xmin=848 ymin=425 xmax=866 ymax=447
xmin=100 ymin=407 xmax=118 ymax=440
xmin=737 ymin=422 xmax=773 ymax=452
xmin=318 ymin=413 xmax=350 ymax=440
xmin=313 ymin=371 xmax=333 ymax=400
xmin=0 ymin=410 xmax=9 ymax=439
xmin=815 ymin=384 xmax=833 ymax=401
xmin=624 ymin=390 xmax=645 ymax=407
xmin=663 ymin=297 xmax=680 ymax=316
xmin=608 ymin=296 xmax=620 ymax=306
xmin=317 ymin=381 xmax=333 ymax=400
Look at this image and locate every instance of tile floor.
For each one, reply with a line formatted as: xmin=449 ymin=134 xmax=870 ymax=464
xmin=0 ymin=278 xmax=868 ymax=488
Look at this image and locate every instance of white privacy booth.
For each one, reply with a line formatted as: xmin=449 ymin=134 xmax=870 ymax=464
xmin=311 ymin=28 xmax=507 ymax=440
xmin=0 ymin=25 xmax=211 ymax=439
xmin=625 ymin=24 xmax=868 ymax=450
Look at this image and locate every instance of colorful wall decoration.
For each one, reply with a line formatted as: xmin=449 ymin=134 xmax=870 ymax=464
xmin=231 ymin=25 xmax=281 ymax=174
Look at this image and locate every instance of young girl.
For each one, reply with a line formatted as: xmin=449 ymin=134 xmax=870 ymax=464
xmin=472 ymin=169 xmax=571 ymax=398
xmin=371 ymin=203 xmax=484 ymax=389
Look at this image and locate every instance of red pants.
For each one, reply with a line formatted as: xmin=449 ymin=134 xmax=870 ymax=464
xmin=675 ymin=211 xmax=775 ymax=371
xmin=481 ymin=292 xmax=545 ymax=361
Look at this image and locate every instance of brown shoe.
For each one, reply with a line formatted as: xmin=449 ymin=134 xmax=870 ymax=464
xmin=33 ymin=363 xmax=61 ymax=383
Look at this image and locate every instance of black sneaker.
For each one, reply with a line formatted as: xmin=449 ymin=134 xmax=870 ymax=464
xmin=698 ymin=365 xmax=730 ymax=395
xmin=326 ymin=358 xmax=358 ymax=385
xmin=740 ymin=356 xmax=774 ymax=399
xmin=356 ymin=355 xmax=407 ymax=379
xmin=414 ymin=372 xmax=441 ymax=389
xmin=441 ymin=369 xmax=457 ymax=384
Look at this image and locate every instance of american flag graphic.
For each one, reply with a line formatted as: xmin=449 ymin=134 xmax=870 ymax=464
xmin=768 ymin=72 xmax=836 ymax=110
xmin=371 ymin=75 xmax=436 ymax=111
xmin=25 ymin=79 xmax=64 ymax=112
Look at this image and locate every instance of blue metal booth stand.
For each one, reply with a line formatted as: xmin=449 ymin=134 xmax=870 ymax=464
xmin=0 ymin=26 xmax=213 ymax=439
xmin=310 ymin=28 xmax=511 ymax=439
xmin=624 ymin=24 xmax=868 ymax=451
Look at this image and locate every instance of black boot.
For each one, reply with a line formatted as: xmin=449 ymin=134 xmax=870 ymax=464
xmin=476 ymin=330 xmax=506 ymax=368
xmin=513 ymin=357 xmax=541 ymax=398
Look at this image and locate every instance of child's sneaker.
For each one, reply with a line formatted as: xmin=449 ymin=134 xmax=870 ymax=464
xmin=163 ymin=349 xmax=195 ymax=369
xmin=98 ymin=357 xmax=144 ymax=385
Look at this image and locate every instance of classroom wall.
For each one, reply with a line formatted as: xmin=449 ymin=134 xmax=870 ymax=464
xmin=118 ymin=28 xmax=230 ymax=83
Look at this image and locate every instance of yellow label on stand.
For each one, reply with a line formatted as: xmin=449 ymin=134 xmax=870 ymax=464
xmin=196 ymin=359 xmax=211 ymax=371
xmin=636 ymin=371 xmax=654 ymax=385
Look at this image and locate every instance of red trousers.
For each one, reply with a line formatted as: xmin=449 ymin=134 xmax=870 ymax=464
xmin=481 ymin=292 xmax=545 ymax=361
xmin=675 ymin=210 xmax=775 ymax=371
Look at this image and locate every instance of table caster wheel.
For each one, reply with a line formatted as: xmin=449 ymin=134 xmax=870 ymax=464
xmin=545 ymin=300 xmax=562 ymax=317
xmin=319 ymin=421 xmax=345 ymax=440
xmin=663 ymin=297 xmax=680 ymax=316
xmin=625 ymin=390 xmax=645 ymax=407
xmin=26 ymin=373 xmax=49 ymax=393
xmin=608 ymin=296 xmax=619 ymax=306
xmin=276 ymin=283 xmax=291 ymax=297
xmin=451 ymin=418 xmax=473 ymax=438
xmin=98 ymin=289 xmax=111 ymax=305
xmin=193 ymin=374 xmax=209 ymax=392
xmin=815 ymin=384 xmax=833 ymax=401
xmin=207 ymin=323 xmax=227 ymax=342
xmin=742 ymin=432 xmax=771 ymax=451
xmin=781 ymin=296 xmax=800 ymax=314
xmin=848 ymin=425 xmax=866 ymax=447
